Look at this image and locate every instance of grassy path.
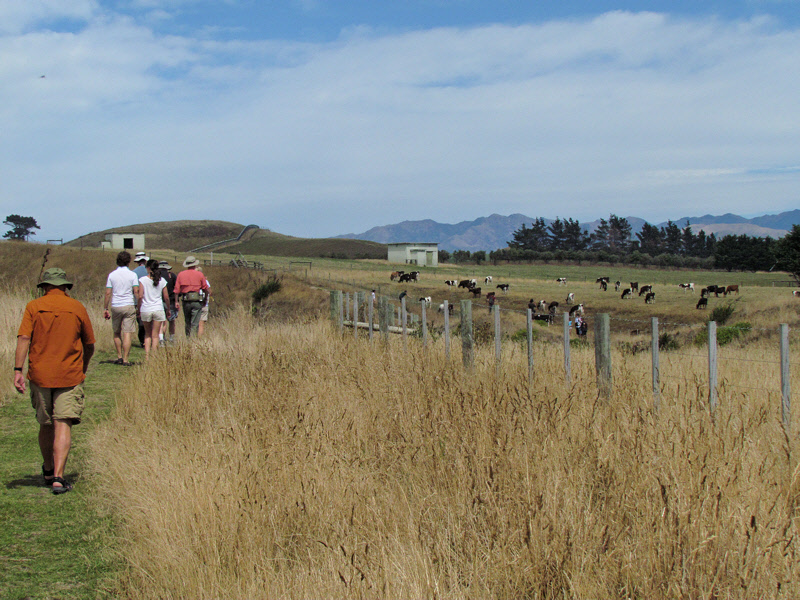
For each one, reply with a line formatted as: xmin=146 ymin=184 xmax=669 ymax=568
xmin=0 ymin=349 xmax=140 ymax=599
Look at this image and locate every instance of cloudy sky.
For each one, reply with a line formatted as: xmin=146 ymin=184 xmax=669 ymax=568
xmin=2 ymin=1 xmax=799 ymax=242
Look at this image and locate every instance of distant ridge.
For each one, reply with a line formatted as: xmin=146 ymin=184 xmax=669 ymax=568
xmin=338 ymin=210 xmax=799 ymax=252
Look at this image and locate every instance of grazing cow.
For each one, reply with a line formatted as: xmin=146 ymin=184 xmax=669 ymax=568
xmin=566 ymin=292 xmax=575 ymax=304
xmin=496 ymin=283 xmax=510 ymax=293
xmin=621 ymin=288 xmax=632 ymax=299
xmin=485 ymin=276 xmax=493 ymax=284
xmin=599 ymin=280 xmax=607 ymax=291
xmin=408 ymin=271 xmax=420 ymax=282
xmin=437 ymin=302 xmax=455 ymax=315
xmin=445 ymin=280 xmax=457 ymax=286
xmin=568 ymin=303 xmax=584 ymax=317
xmin=469 ymin=287 xmax=482 ymax=297
xmin=630 ymin=282 xmax=639 ymax=293
xmin=537 ymin=300 xmax=547 ymax=312
xmin=398 ymin=273 xmax=413 ymax=283
xmin=556 ymin=277 xmax=567 ymax=285
xmin=724 ymin=285 xmax=739 ymax=296
xmin=645 ymin=292 xmax=655 ymax=304
xmin=696 ymin=297 xmax=708 ymax=309
xmin=794 ymin=290 xmax=800 ymax=297
xmin=469 ymin=278 xmax=478 ymax=287
xmin=679 ymin=282 xmax=695 ymax=293
xmin=596 ymin=277 xmax=610 ymax=285
xmin=532 ymin=313 xmax=553 ymax=325
xmin=419 ymin=296 xmax=432 ymax=307
xmin=458 ymin=279 xmax=473 ymax=289
xmin=614 ymin=281 xmax=621 ymax=291
xmin=390 ymin=271 xmax=404 ymax=281
xmin=548 ymin=301 xmax=559 ymax=314
xmin=638 ymin=285 xmax=653 ymax=296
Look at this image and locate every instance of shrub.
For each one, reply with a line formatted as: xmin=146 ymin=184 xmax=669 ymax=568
xmin=658 ymin=331 xmax=680 ymax=351
xmin=709 ymin=301 xmax=736 ymax=325
xmin=252 ymin=277 xmax=282 ymax=304
xmin=693 ymin=321 xmax=752 ymax=346
xmin=511 ymin=328 xmax=539 ymax=345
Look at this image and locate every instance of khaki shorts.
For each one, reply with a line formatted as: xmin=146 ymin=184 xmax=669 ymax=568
xmin=30 ymin=381 xmax=85 ymax=425
xmin=141 ymin=310 xmax=166 ymax=322
xmin=111 ymin=305 xmax=137 ymax=334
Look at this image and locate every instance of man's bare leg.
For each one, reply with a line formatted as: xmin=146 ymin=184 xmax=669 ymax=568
xmin=52 ymin=419 xmax=72 ymax=491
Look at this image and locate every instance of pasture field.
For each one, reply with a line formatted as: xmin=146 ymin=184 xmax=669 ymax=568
xmin=3 ymin=241 xmax=800 ymax=598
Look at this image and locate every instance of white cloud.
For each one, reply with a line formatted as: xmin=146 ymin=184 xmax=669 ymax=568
xmin=1 ymin=8 xmax=800 ymax=241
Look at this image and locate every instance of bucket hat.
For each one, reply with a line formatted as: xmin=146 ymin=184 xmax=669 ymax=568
xmin=38 ymin=268 xmax=73 ymax=289
xmin=157 ymin=260 xmax=172 ymax=270
xmin=182 ymin=256 xmax=200 ymax=268
xmin=134 ymin=252 xmax=149 ymax=262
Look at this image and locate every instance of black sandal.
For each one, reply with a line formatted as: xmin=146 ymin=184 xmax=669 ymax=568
xmin=42 ymin=464 xmax=55 ymax=486
xmin=51 ymin=476 xmax=73 ymax=495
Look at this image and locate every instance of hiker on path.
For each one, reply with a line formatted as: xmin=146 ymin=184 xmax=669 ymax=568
xmin=157 ymin=260 xmax=178 ymax=345
xmin=14 ymin=268 xmax=95 ymax=495
xmin=103 ymin=251 xmax=139 ymax=365
xmin=132 ymin=252 xmax=149 ymax=347
xmin=196 ymin=267 xmax=211 ymax=338
xmin=137 ymin=259 xmax=170 ymax=358
xmin=174 ymin=256 xmax=209 ymax=338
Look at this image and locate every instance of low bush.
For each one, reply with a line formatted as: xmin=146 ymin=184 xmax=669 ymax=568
xmin=694 ymin=321 xmax=752 ymax=346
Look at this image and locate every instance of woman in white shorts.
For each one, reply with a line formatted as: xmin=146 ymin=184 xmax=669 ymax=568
xmin=137 ymin=259 xmax=171 ymax=358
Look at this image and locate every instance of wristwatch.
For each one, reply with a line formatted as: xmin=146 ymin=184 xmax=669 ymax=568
xmin=14 ymin=367 xmax=23 ymax=372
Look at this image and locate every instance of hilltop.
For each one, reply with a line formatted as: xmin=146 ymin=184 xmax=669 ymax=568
xmin=66 ymin=220 xmax=386 ymax=259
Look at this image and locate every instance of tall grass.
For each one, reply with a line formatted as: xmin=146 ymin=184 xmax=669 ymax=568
xmin=89 ymin=308 xmax=800 ymax=599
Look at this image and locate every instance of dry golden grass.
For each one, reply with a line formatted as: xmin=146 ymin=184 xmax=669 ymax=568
xmin=87 ymin=307 xmax=800 ymax=599
xmin=4 ymin=241 xmax=800 ymax=597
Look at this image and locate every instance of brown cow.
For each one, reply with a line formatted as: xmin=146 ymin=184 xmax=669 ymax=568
xmin=724 ymin=285 xmax=739 ymax=296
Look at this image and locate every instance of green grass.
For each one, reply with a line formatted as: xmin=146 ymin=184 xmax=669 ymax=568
xmin=0 ymin=349 xmax=140 ymax=599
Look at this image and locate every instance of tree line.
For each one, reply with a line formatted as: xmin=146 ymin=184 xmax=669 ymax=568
xmin=441 ymin=215 xmax=800 ymax=281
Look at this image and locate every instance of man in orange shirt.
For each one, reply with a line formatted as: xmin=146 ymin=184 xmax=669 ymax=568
xmin=14 ymin=268 xmax=95 ymax=495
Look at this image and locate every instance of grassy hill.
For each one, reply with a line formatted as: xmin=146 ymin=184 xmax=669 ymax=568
xmin=66 ymin=220 xmax=387 ymax=259
xmin=225 ymin=229 xmax=386 ymax=259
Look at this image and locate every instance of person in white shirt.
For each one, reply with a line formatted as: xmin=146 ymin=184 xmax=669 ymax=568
xmin=137 ymin=259 xmax=171 ymax=358
xmin=103 ymin=251 xmax=139 ymax=366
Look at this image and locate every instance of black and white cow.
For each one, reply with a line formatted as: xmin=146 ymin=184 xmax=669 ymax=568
xmin=644 ymin=292 xmax=655 ymax=304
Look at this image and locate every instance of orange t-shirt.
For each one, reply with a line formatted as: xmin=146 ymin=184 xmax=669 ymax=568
xmin=17 ymin=288 xmax=95 ymax=388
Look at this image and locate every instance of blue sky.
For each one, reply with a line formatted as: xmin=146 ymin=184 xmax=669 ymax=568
xmin=2 ymin=1 xmax=799 ymax=243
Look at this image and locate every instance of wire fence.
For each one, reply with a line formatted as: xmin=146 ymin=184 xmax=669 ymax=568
xmin=329 ymin=289 xmax=798 ymax=430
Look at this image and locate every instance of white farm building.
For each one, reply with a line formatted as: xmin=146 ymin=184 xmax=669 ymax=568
xmin=387 ymin=242 xmax=439 ymax=267
xmin=100 ymin=232 xmax=146 ymax=251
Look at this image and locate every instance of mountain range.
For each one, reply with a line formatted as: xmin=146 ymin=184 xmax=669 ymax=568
xmin=338 ymin=210 xmax=800 ymax=252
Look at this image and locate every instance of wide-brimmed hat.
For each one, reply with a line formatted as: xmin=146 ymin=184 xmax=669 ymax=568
xmin=134 ymin=252 xmax=149 ymax=262
xmin=38 ymin=268 xmax=73 ymax=289
xmin=182 ymin=255 xmax=200 ymax=268
xmin=157 ymin=260 xmax=172 ymax=270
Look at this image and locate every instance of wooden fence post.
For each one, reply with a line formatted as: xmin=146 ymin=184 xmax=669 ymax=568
xmin=401 ymin=297 xmax=408 ymax=352
xmin=563 ymin=312 xmax=571 ymax=385
xmin=526 ymin=308 xmax=534 ymax=387
xmin=444 ymin=300 xmax=451 ymax=360
xmin=493 ymin=304 xmax=501 ymax=375
xmin=708 ymin=321 xmax=718 ymax=415
xmin=379 ymin=296 xmax=390 ymax=348
xmin=330 ymin=290 xmax=341 ymax=326
xmin=594 ymin=313 xmax=611 ymax=399
xmin=368 ymin=293 xmax=374 ymax=343
xmin=461 ymin=299 xmax=474 ymax=371
xmin=651 ymin=317 xmax=660 ymax=410
xmin=353 ymin=293 xmax=359 ymax=341
xmin=781 ymin=323 xmax=790 ymax=430
xmin=421 ymin=301 xmax=428 ymax=348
